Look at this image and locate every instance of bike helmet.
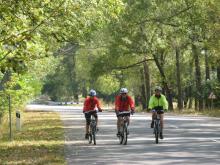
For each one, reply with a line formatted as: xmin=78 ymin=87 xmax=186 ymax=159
xmin=120 ymin=88 xmax=128 ymax=94
xmin=89 ymin=89 xmax=96 ymax=96
xmin=155 ymin=86 xmax=162 ymax=92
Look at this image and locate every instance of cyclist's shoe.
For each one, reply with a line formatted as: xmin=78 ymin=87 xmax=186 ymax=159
xmin=151 ymin=121 xmax=154 ymax=128
xmin=160 ymin=132 xmax=164 ymax=139
xmin=85 ymin=133 xmax=89 ymax=139
xmin=116 ymin=132 xmax=120 ymax=137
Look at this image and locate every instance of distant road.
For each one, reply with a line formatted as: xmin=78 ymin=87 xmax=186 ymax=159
xmin=26 ymin=105 xmax=220 ymax=165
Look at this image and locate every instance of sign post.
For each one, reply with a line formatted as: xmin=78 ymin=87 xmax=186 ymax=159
xmin=208 ymin=92 xmax=216 ymax=110
xmin=8 ymin=94 xmax=12 ymax=141
xmin=16 ymin=111 xmax=21 ymax=131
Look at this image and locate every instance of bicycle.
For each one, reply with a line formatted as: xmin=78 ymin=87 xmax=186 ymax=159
xmin=84 ymin=110 xmax=98 ymax=145
xmin=118 ymin=111 xmax=132 ymax=145
xmin=152 ymin=110 xmax=163 ymax=144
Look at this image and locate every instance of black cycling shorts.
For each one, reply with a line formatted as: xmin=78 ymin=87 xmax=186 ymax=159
xmin=117 ymin=111 xmax=131 ymax=117
xmin=84 ymin=111 xmax=97 ymax=125
xmin=152 ymin=109 xmax=164 ymax=114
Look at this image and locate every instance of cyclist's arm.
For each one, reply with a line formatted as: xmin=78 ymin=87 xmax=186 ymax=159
xmin=128 ymin=96 xmax=135 ymax=111
xmin=148 ymin=96 xmax=154 ymax=110
xmin=95 ymin=98 xmax=101 ymax=109
xmin=162 ymin=95 xmax=168 ymax=110
xmin=83 ymin=98 xmax=89 ymax=112
xmin=95 ymin=98 xmax=102 ymax=111
xmin=115 ymin=96 xmax=120 ymax=111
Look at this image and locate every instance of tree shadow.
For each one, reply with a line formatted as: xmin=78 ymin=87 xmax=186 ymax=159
xmin=62 ymin=111 xmax=220 ymax=165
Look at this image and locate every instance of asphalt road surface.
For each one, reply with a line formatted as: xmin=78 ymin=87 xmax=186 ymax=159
xmin=26 ymin=105 xmax=220 ymax=165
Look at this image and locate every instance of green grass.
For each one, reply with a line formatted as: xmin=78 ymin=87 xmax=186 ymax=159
xmin=199 ymin=109 xmax=220 ymax=117
xmin=173 ymin=108 xmax=220 ymax=117
xmin=0 ymin=111 xmax=66 ymax=165
xmin=134 ymin=104 xmax=220 ymax=117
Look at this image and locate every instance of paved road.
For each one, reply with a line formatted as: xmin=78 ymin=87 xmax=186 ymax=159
xmin=26 ymin=105 xmax=220 ymax=165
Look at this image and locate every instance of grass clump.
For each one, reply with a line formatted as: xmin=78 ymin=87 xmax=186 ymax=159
xmin=0 ymin=111 xmax=66 ymax=165
xmin=173 ymin=108 xmax=220 ymax=117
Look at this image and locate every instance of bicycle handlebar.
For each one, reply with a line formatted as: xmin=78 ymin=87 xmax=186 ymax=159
xmin=151 ymin=109 xmax=164 ymax=113
xmin=84 ymin=110 xmax=98 ymax=114
xmin=118 ymin=110 xmax=135 ymax=115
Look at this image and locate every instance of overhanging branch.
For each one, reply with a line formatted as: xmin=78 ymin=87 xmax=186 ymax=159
xmin=113 ymin=58 xmax=154 ymax=70
xmin=0 ymin=50 xmax=12 ymax=62
xmin=137 ymin=6 xmax=192 ymax=26
xmin=0 ymin=0 xmax=66 ymax=43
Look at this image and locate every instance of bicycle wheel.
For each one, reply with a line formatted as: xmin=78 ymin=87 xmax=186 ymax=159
xmin=119 ymin=126 xmax=124 ymax=144
xmin=92 ymin=126 xmax=96 ymax=145
xmin=123 ymin=123 xmax=128 ymax=145
xmin=88 ymin=133 xmax=92 ymax=144
xmin=154 ymin=122 xmax=159 ymax=144
xmin=88 ymin=123 xmax=93 ymax=144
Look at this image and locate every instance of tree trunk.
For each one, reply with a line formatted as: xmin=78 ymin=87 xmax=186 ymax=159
xmin=185 ymin=85 xmax=192 ymax=109
xmin=140 ymin=68 xmax=147 ymax=110
xmin=0 ymin=70 xmax=12 ymax=91
xmin=204 ymin=49 xmax=210 ymax=109
xmin=153 ymin=54 xmax=173 ymax=110
xmin=163 ymin=83 xmax=173 ymax=110
xmin=183 ymin=88 xmax=188 ymax=108
xmin=82 ymin=80 xmax=87 ymax=98
xmin=217 ymin=60 xmax=220 ymax=82
xmin=175 ymin=47 xmax=183 ymax=110
xmin=143 ymin=59 xmax=151 ymax=108
xmin=140 ymin=85 xmax=147 ymax=110
xmin=187 ymin=58 xmax=194 ymax=109
xmin=134 ymin=95 xmax=140 ymax=107
xmin=204 ymin=49 xmax=210 ymax=80
xmin=195 ymin=98 xmax=198 ymax=110
xmin=188 ymin=98 xmax=193 ymax=109
xmin=192 ymin=44 xmax=203 ymax=111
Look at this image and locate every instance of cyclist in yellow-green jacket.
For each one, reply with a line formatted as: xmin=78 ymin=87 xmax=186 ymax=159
xmin=148 ymin=86 xmax=168 ymax=139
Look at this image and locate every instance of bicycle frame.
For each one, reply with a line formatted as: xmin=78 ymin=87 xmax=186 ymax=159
xmin=153 ymin=113 xmax=161 ymax=144
xmin=89 ymin=115 xmax=96 ymax=144
xmin=118 ymin=111 xmax=130 ymax=145
xmin=85 ymin=110 xmax=97 ymax=145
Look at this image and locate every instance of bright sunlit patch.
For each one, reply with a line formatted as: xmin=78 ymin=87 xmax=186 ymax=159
xmin=0 ymin=140 xmax=64 ymax=147
xmin=63 ymin=125 xmax=84 ymax=129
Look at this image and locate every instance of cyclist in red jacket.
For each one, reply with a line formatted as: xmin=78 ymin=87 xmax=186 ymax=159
xmin=83 ymin=89 xmax=102 ymax=139
xmin=115 ymin=88 xmax=135 ymax=136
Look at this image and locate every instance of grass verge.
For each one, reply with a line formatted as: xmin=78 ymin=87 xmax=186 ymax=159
xmin=172 ymin=108 xmax=220 ymax=117
xmin=135 ymin=105 xmax=220 ymax=117
xmin=0 ymin=111 xmax=65 ymax=165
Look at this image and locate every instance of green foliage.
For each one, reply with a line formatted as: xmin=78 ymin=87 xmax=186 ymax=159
xmin=212 ymin=82 xmax=220 ymax=107
xmin=0 ymin=0 xmax=220 ymax=111
xmin=74 ymin=0 xmax=220 ymax=109
xmin=0 ymin=0 xmax=125 ymax=112
xmin=95 ymin=75 xmax=120 ymax=95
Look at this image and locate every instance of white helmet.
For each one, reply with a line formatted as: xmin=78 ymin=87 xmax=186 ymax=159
xmin=120 ymin=88 xmax=128 ymax=94
xmin=89 ymin=89 xmax=96 ymax=96
xmin=155 ymin=86 xmax=162 ymax=92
